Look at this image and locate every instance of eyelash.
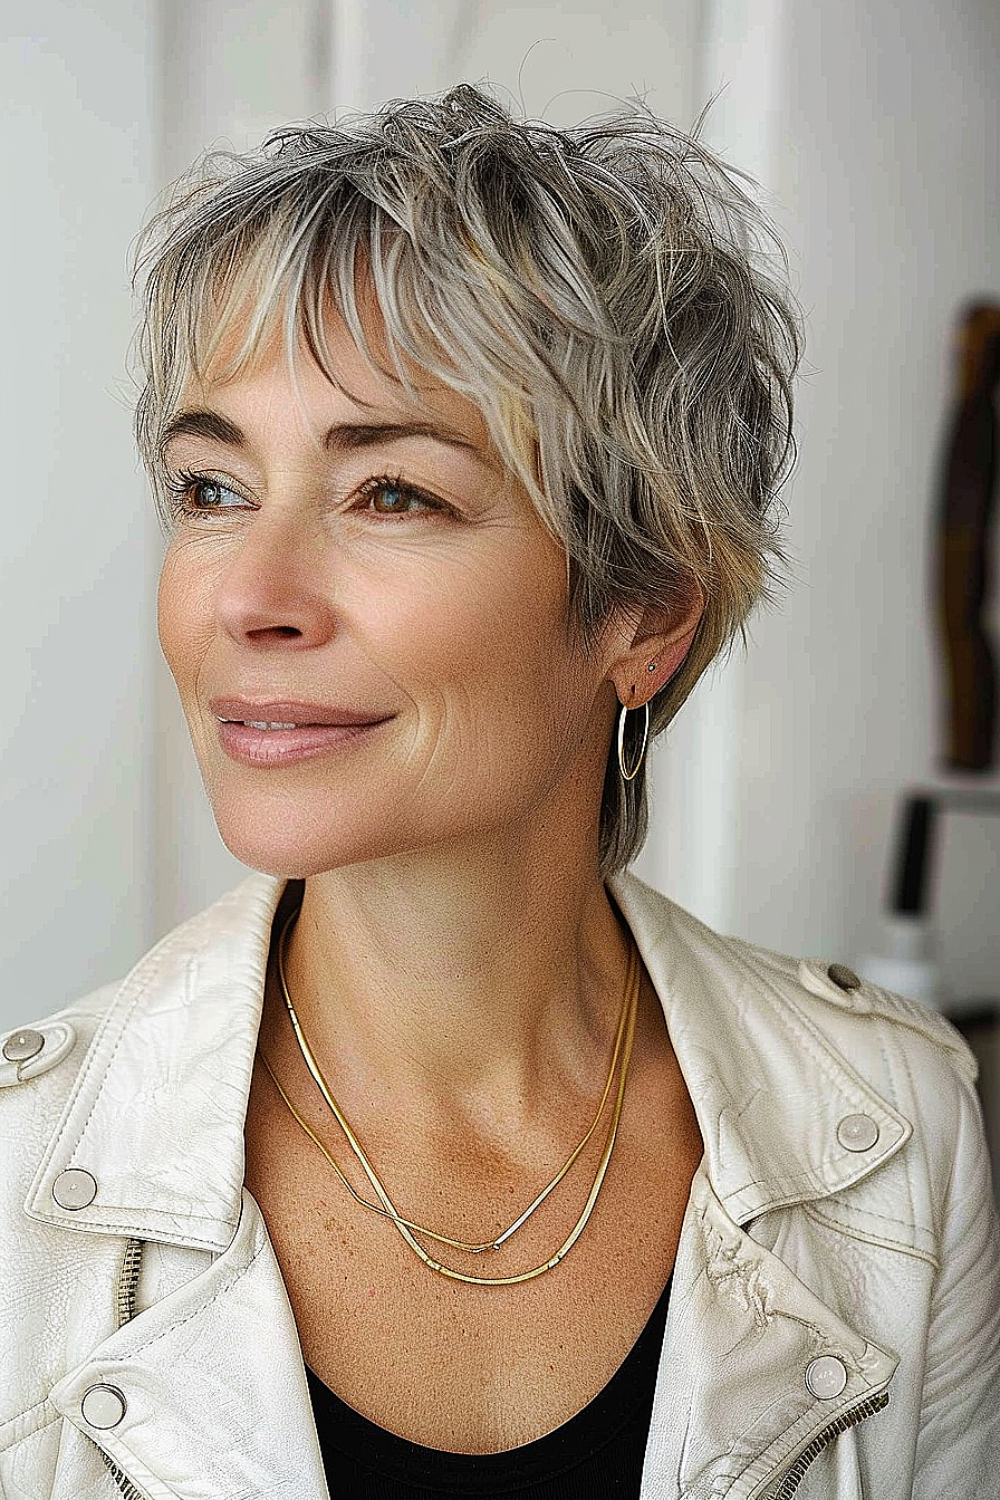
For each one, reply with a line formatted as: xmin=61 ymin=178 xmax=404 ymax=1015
xmin=164 ymin=469 xmax=448 ymax=520
xmin=164 ymin=469 xmax=240 ymax=516
xmin=353 ymin=473 xmax=447 ymax=518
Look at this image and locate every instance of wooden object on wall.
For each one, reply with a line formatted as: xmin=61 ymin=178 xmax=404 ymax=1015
xmin=933 ymin=301 xmax=1000 ymax=772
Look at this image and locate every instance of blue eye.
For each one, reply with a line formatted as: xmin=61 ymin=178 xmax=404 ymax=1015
xmin=194 ymin=480 xmax=239 ymax=508
xmin=359 ymin=476 xmax=443 ymax=516
xmin=167 ymin=470 xmax=246 ymax=513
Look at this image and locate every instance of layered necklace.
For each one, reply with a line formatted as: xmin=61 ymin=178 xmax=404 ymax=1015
xmin=260 ymin=906 xmax=640 ymax=1285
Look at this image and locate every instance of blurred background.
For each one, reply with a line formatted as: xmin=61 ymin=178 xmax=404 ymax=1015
xmin=2 ymin=1 xmax=998 ymax=1146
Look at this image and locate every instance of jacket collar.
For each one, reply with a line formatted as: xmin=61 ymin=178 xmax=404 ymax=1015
xmin=25 ymin=871 xmax=910 ymax=1251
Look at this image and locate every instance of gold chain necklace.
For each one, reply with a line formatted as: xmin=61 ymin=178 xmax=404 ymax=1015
xmin=269 ymin=912 xmax=635 ymax=1254
xmin=265 ymin=907 xmax=640 ymax=1285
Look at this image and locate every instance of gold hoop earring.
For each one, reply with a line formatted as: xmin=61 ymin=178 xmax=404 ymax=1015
xmin=617 ymin=701 xmax=650 ymax=782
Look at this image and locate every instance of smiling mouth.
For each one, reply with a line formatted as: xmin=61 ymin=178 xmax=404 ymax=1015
xmin=217 ymin=719 xmax=304 ymax=730
xmin=213 ymin=713 xmax=390 ymax=767
xmin=210 ymin=694 xmax=392 ymax=729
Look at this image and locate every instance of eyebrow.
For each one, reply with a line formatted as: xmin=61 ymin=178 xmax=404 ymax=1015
xmin=159 ymin=409 xmax=486 ymax=460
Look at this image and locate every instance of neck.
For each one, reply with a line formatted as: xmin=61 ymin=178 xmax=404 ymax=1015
xmin=279 ymin=827 xmax=633 ymax=1124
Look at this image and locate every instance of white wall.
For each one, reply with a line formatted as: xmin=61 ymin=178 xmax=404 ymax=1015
xmin=328 ymin=0 xmax=700 ymax=123
xmin=640 ymin=0 xmax=788 ymax=925
xmin=707 ymin=0 xmax=1000 ymax=1006
xmin=0 ymin=0 xmax=157 ymax=1029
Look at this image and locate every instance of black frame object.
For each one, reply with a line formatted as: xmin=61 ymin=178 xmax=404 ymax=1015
xmin=887 ymin=786 xmax=1000 ymax=1196
xmin=889 ymin=786 xmax=1000 ymax=1021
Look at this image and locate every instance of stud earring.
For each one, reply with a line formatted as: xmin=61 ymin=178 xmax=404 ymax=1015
xmin=647 ymin=662 xmax=657 ymax=673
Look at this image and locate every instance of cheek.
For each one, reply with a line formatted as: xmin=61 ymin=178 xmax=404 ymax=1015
xmin=157 ymin=543 xmax=215 ymax=690
xmin=359 ymin=537 xmax=583 ymax=783
xmin=361 ymin=543 xmax=565 ymax=711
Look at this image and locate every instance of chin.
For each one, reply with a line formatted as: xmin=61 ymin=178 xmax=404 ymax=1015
xmin=209 ymin=787 xmax=425 ymax=878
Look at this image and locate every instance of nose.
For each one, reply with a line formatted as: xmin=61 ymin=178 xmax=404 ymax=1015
xmin=214 ymin=508 xmax=338 ymax=650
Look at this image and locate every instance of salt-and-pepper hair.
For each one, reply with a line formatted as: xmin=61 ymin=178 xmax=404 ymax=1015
xmin=132 ymin=83 xmax=801 ymax=877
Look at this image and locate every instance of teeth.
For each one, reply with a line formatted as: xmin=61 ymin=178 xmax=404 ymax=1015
xmin=244 ymin=720 xmax=299 ymax=730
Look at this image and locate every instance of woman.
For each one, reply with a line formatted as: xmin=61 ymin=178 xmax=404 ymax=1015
xmin=1 ymin=85 xmax=997 ymax=1499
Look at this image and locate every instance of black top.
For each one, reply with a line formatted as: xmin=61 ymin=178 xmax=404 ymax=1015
xmin=305 ymin=1273 xmax=671 ymax=1498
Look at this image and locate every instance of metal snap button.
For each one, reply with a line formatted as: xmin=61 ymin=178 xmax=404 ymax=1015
xmin=2 ymin=1028 xmax=44 ymax=1062
xmin=52 ymin=1168 xmax=98 ymax=1210
xmin=81 ymin=1383 xmax=127 ymax=1429
xmin=805 ymin=1355 xmax=848 ymax=1399
xmin=827 ymin=963 xmax=861 ymax=991
xmin=837 ymin=1113 xmax=880 ymax=1152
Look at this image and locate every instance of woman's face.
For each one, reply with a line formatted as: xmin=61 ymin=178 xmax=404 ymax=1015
xmin=157 ymin=312 xmax=626 ymax=877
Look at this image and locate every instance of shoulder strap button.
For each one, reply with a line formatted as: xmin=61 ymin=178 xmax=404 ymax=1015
xmin=0 ymin=1020 xmax=77 ymax=1086
xmin=828 ymin=963 xmax=862 ymax=991
xmin=2 ymin=1029 xmax=45 ymax=1062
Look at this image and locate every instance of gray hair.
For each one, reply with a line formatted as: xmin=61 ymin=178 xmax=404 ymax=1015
xmin=132 ymin=83 xmax=801 ymax=878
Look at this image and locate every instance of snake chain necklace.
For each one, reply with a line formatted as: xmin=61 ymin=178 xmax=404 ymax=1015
xmin=260 ymin=906 xmax=639 ymax=1285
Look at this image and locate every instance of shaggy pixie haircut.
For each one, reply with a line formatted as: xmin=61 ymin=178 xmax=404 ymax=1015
xmin=133 ymin=83 xmax=800 ymax=878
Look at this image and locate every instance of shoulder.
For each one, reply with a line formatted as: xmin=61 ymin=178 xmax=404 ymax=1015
xmin=731 ymin=923 xmax=978 ymax=1089
xmin=0 ymin=872 xmax=284 ymax=1149
xmin=1 ymin=982 xmax=119 ymax=1113
xmin=614 ymin=867 xmax=976 ymax=1077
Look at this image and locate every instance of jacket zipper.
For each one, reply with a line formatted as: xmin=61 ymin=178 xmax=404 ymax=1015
xmin=100 ymin=1451 xmax=149 ymax=1500
xmin=115 ymin=1236 xmax=143 ymax=1326
xmin=92 ymin=1237 xmax=148 ymax=1500
xmin=759 ymin=1389 xmax=890 ymax=1500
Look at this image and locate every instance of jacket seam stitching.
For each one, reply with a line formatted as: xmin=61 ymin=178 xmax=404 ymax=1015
xmin=801 ymin=1202 xmax=938 ymax=1266
xmin=810 ymin=1196 xmax=919 ymax=1230
xmin=0 ymin=1397 xmax=61 ymax=1453
xmin=881 ymin=1024 xmax=919 ymax=1234
xmin=36 ymin=1203 xmax=235 ymax=1229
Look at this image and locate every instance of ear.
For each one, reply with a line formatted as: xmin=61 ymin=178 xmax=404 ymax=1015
xmin=609 ymin=582 xmax=704 ymax=709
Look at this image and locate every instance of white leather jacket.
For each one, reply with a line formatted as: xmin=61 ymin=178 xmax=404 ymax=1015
xmin=1 ymin=871 xmax=998 ymax=1499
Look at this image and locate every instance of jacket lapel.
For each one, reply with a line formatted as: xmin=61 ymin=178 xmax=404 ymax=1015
xmin=608 ymin=872 xmax=912 ymax=1224
xmin=639 ymin=1170 xmax=897 ymax=1499
xmin=24 ymin=875 xmax=285 ymax=1252
xmin=47 ymin=1190 xmax=330 ymax=1500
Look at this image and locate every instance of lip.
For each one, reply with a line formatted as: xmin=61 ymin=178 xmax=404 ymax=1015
xmin=209 ymin=696 xmax=391 ymax=728
xmin=209 ymin=697 xmax=394 ymax=768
